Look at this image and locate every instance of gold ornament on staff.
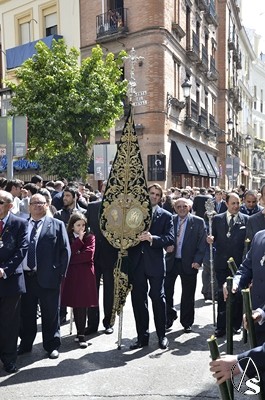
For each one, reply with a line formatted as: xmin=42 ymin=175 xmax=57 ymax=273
xmin=99 ymin=105 xmax=152 ymax=349
xmin=205 ymin=198 xmax=216 ymax=326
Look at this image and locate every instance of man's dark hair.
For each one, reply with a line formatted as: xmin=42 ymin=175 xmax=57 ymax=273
xmin=148 ymin=183 xmax=163 ymax=198
xmin=24 ymin=183 xmax=38 ymax=195
xmin=5 ymin=179 xmax=23 ymax=192
xmin=63 ymin=186 xmax=78 ymax=199
xmin=226 ymin=191 xmax=239 ymax=203
xmin=31 ymin=175 xmax=43 ymax=184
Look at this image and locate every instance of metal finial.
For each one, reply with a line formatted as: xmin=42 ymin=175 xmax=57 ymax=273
xmin=205 ymin=198 xmax=215 ymax=216
xmin=122 ymin=48 xmax=144 ymax=103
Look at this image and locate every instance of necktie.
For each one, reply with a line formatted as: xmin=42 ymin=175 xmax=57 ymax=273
xmin=227 ymin=215 xmax=234 ymax=238
xmin=229 ymin=215 xmax=234 ymax=229
xmin=0 ymin=220 xmax=4 ymax=236
xmin=176 ymin=218 xmax=186 ymax=247
xmin=27 ymin=220 xmax=40 ymax=270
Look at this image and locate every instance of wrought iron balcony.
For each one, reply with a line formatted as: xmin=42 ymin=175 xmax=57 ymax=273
xmin=186 ymin=31 xmax=200 ymax=62
xmin=207 ymin=56 xmax=219 ymax=81
xmin=234 ymin=49 xmax=242 ymax=69
xmin=196 ymin=0 xmax=207 ymax=11
xmin=96 ymin=8 xmax=128 ymax=40
xmin=185 ymin=99 xmax=199 ymax=127
xmin=204 ymin=0 xmax=218 ymax=26
xmin=197 ymin=44 xmax=208 ymax=72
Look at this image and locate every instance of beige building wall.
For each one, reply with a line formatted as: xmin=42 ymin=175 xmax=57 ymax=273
xmin=0 ymin=0 xmax=80 ymax=80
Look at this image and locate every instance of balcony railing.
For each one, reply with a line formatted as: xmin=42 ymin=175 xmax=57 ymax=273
xmin=186 ymin=31 xmax=200 ymax=62
xmin=96 ymin=8 xmax=128 ymax=39
xmin=204 ymin=0 xmax=218 ymax=26
xmin=197 ymin=44 xmax=208 ymax=72
xmin=207 ymin=56 xmax=219 ymax=81
xmin=185 ymin=99 xmax=199 ymax=127
xmin=196 ymin=0 xmax=207 ymax=11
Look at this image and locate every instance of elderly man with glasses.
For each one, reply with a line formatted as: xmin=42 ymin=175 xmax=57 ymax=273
xmin=18 ymin=193 xmax=70 ymax=360
xmin=165 ymin=197 xmax=207 ymax=333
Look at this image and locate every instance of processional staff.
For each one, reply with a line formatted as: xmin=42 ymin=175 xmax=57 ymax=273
xmin=205 ymin=198 xmax=216 ymax=326
xmin=99 ymin=48 xmax=151 ymax=350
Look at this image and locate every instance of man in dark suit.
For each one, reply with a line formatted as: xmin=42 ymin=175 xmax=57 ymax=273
xmin=246 ymin=210 xmax=265 ymax=242
xmin=86 ymin=181 xmax=118 ymax=334
xmin=18 ymin=193 xmax=70 ymax=359
xmin=192 ymin=187 xmax=212 ymax=218
xmin=224 ymin=229 xmax=265 ymax=345
xmin=128 ymin=183 xmax=174 ymax=350
xmin=213 ymin=189 xmax=227 ymax=214
xmin=240 ymin=190 xmax=263 ymax=216
xmin=165 ymin=198 xmax=207 ymax=332
xmin=0 ymin=190 xmax=28 ymax=373
xmin=208 ymin=192 xmax=249 ymax=337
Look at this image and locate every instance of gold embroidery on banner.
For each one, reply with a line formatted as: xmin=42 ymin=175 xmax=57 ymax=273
xmin=100 ymin=112 xmax=152 ymax=250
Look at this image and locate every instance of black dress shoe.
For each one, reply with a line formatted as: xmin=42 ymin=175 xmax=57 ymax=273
xmin=4 ymin=362 xmax=17 ymax=373
xmin=214 ymin=329 xmax=226 ymax=338
xmin=129 ymin=340 xmax=149 ymax=350
xmin=158 ymin=337 xmax=168 ymax=349
xmin=17 ymin=346 xmax=32 ymax=355
xmin=183 ymin=326 xmax=192 ymax=333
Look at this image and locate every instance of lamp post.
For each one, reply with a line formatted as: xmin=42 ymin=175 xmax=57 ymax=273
xmin=181 ymin=77 xmax=192 ymax=98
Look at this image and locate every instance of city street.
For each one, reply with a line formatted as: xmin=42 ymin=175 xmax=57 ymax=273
xmin=0 ymin=270 xmax=249 ymax=400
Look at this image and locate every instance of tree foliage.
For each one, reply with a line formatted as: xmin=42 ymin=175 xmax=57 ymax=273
xmin=7 ymin=40 xmax=127 ymax=179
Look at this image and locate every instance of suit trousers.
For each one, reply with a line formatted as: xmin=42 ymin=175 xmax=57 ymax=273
xmin=20 ymin=274 xmax=61 ymax=353
xmin=165 ymin=258 xmax=197 ymax=328
xmin=215 ymin=268 xmax=243 ymax=331
xmin=131 ymin=258 xmax=166 ymax=341
xmin=97 ymin=259 xmax=114 ymax=328
xmin=0 ymin=294 xmax=21 ymax=366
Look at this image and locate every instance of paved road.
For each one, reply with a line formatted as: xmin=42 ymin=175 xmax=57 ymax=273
xmin=0 ymin=271 xmax=250 ymax=399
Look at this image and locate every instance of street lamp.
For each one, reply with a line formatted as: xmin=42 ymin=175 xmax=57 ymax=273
xmin=181 ymin=78 xmax=192 ymax=98
xmin=245 ymin=134 xmax=252 ymax=146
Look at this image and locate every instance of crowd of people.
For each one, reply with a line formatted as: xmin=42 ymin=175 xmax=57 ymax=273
xmin=0 ymin=176 xmax=264 ymax=390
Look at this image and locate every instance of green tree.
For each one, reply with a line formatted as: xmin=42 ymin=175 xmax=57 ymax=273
xmin=7 ymin=39 xmax=127 ymax=179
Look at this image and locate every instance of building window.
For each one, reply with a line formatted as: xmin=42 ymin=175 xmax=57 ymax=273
xmin=15 ymin=10 xmax=33 ymax=45
xmin=45 ymin=12 xmax=57 ymax=36
xmin=39 ymin=2 xmax=58 ymax=37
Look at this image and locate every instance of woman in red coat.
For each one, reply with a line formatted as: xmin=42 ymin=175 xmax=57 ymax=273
xmin=61 ymin=212 xmax=98 ymax=348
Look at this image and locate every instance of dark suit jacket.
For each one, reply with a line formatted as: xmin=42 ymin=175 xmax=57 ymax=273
xmin=192 ymin=194 xmax=212 ymax=218
xmin=238 ymin=342 xmax=265 ymax=378
xmin=128 ymin=206 xmax=174 ymax=277
xmin=246 ymin=211 xmax=265 ymax=242
xmin=86 ymin=200 xmax=118 ymax=267
xmin=234 ymin=230 xmax=265 ymax=312
xmin=166 ymin=213 xmax=207 ymax=275
xmin=0 ymin=213 xmax=28 ymax=296
xmin=213 ymin=200 xmax=227 ymax=214
xmin=33 ymin=217 xmax=70 ymax=289
xmin=212 ymin=211 xmax=249 ymax=271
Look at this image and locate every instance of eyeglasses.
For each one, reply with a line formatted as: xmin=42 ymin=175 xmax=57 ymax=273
xmin=0 ymin=200 xmax=8 ymax=205
xmin=176 ymin=205 xmax=188 ymax=209
xmin=29 ymin=202 xmax=46 ymax=205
